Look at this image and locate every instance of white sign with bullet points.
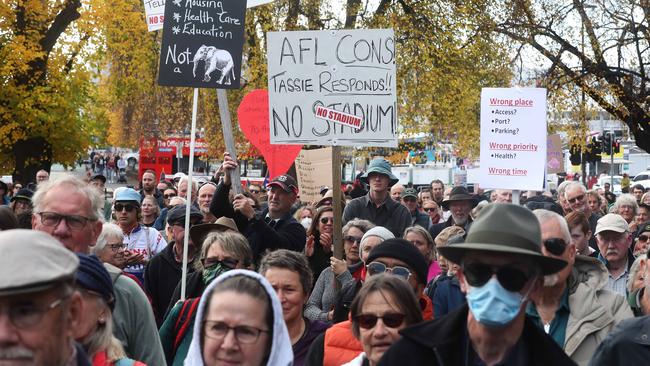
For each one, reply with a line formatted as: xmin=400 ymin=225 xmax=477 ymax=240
xmin=478 ymin=87 xmax=547 ymax=191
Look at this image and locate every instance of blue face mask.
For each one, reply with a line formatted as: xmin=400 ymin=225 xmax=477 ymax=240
xmin=466 ymin=277 xmax=529 ymax=328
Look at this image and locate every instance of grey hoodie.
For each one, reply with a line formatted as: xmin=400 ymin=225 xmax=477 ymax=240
xmin=184 ymin=269 xmax=294 ymax=366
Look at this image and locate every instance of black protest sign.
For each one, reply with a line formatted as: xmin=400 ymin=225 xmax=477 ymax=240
xmin=158 ymin=0 xmax=247 ymax=89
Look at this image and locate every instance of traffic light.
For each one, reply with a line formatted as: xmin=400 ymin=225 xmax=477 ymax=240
xmin=570 ymin=144 xmax=582 ymax=165
xmin=613 ymin=140 xmax=621 ymax=154
xmin=601 ymin=134 xmax=612 ymax=155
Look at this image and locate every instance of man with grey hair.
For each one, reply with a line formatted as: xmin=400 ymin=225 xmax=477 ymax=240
xmin=595 ymin=213 xmax=635 ymax=296
xmin=31 ymin=174 xmax=166 ymax=365
xmin=564 ymin=181 xmax=601 ymax=249
xmin=494 ymin=189 xmax=513 ymax=203
xmin=528 ymin=210 xmax=632 ymax=365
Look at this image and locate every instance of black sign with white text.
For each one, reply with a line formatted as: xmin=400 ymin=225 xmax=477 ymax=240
xmin=158 ymin=0 xmax=247 ymax=89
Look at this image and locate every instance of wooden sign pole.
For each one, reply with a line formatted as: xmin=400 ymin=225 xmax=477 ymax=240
xmin=217 ymin=89 xmax=243 ymax=195
xmin=332 ymin=146 xmax=343 ymax=259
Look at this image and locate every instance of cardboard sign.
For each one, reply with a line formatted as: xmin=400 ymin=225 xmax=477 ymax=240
xmin=144 ymin=0 xmax=166 ymax=31
xmin=295 ymin=147 xmax=333 ymax=204
xmin=237 ymin=89 xmax=303 ymax=178
xmin=158 ymin=0 xmax=247 ymax=88
xmin=478 ymin=88 xmax=547 ymax=191
xmin=267 ymin=29 xmax=397 ymax=147
xmin=546 ymin=134 xmax=564 ymax=174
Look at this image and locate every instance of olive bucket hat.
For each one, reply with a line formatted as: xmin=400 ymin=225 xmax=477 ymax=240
xmin=438 ymin=203 xmax=567 ymax=275
xmin=360 ymin=158 xmax=399 ymax=187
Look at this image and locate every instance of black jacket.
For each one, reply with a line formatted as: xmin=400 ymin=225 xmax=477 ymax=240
xmin=209 ymin=181 xmax=306 ymax=263
xmin=589 ymin=316 xmax=650 ymax=365
xmin=144 ymin=242 xmax=195 ymax=326
xmin=164 ymin=270 xmax=205 ymax=320
xmin=378 ymin=305 xmax=576 ymax=366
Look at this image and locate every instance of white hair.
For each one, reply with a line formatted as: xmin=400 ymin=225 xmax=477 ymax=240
xmin=613 ymin=194 xmax=639 ymax=216
xmin=563 ymin=181 xmax=587 ymax=200
xmin=533 ymin=209 xmax=571 ymax=243
xmin=32 ymin=174 xmax=103 ymax=221
xmin=94 ymin=223 xmax=123 ymax=253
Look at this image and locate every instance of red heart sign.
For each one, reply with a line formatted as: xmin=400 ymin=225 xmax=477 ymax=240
xmin=237 ymin=89 xmax=303 ymax=178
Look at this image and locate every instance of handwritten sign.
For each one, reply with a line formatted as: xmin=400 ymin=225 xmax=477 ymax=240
xmin=158 ymin=0 xmax=247 ymax=88
xmin=295 ymin=147 xmax=333 ymax=204
xmin=478 ymin=88 xmax=547 ymax=191
xmin=144 ymin=0 xmax=166 ymax=31
xmin=237 ymin=89 xmax=303 ymax=178
xmin=267 ymin=29 xmax=397 ymax=147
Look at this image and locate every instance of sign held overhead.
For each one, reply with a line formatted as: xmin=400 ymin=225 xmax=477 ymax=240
xmin=158 ymin=0 xmax=247 ymax=88
xmin=267 ymin=29 xmax=398 ymax=147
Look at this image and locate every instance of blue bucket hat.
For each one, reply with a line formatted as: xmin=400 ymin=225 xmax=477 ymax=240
xmin=114 ymin=188 xmax=141 ymax=205
xmin=360 ymin=158 xmax=399 ymax=187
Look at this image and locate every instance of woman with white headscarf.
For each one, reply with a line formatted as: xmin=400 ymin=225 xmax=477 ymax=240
xmin=184 ymin=269 xmax=293 ymax=366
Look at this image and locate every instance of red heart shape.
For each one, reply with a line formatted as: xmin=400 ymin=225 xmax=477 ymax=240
xmin=237 ymin=89 xmax=303 ymax=178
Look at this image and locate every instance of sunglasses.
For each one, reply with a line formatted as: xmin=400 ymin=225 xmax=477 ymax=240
xmin=114 ymin=203 xmax=137 ymax=212
xmin=424 ymin=207 xmax=438 ymax=212
xmin=567 ymin=194 xmax=585 ymax=204
xmin=320 ymin=217 xmax=334 ymax=224
xmin=402 ymin=197 xmax=417 ymax=202
xmin=638 ymin=235 xmax=650 ymax=242
xmin=164 ymin=193 xmax=176 ymax=199
xmin=344 ymin=235 xmax=362 ymax=244
xmin=354 ymin=312 xmax=405 ymax=329
xmin=462 ymin=262 xmax=533 ymax=292
xmin=366 ymin=262 xmax=412 ymax=280
xmin=543 ymin=238 xmax=567 ymax=256
xmin=249 ymin=189 xmax=260 ymax=194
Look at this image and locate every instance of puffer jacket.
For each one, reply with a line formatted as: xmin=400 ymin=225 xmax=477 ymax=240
xmin=563 ymin=255 xmax=633 ymax=365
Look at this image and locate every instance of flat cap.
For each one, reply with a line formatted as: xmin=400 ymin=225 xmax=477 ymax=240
xmin=0 ymin=229 xmax=79 ymax=295
xmin=167 ymin=204 xmax=203 ymax=225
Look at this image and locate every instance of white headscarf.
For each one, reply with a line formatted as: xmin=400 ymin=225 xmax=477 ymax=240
xmin=184 ymin=269 xmax=294 ymax=366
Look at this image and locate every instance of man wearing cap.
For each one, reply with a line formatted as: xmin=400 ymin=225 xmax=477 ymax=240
xmin=212 ymin=152 xmax=306 ymax=263
xmin=428 ymin=186 xmax=478 ymax=239
xmin=139 ymin=169 xmax=164 ymax=208
xmin=32 ymin=175 xmax=166 ymax=365
xmin=0 ymin=229 xmax=88 ymax=365
xmin=114 ymin=188 xmax=167 ymax=283
xmin=528 ymin=210 xmax=632 ymax=365
xmin=343 ymin=158 xmax=411 ymax=238
xmin=144 ymin=204 xmax=203 ymax=325
xmin=401 ymin=187 xmax=430 ymax=228
xmin=380 ymin=204 xmax=574 ymax=366
xmin=89 ymin=174 xmax=113 ymax=222
xmin=595 ymin=213 xmax=635 ymax=296
xmin=10 ymin=187 xmax=33 ymax=215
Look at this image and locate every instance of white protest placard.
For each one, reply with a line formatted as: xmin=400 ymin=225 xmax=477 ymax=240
xmin=479 ymin=88 xmax=547 ymax=191
xmin=144 ymin=0 xmax=165 ymax=32
xmin=295 ymin=147 xmax=333 ymax=204
xmin=267 ymin=29 xmax=397 ymax=147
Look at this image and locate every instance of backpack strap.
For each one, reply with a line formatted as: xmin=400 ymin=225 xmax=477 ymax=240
xmin=173 ymin=298 xmax=201 ymax=353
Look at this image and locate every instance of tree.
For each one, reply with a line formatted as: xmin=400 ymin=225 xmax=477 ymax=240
xmin=489 ymin=0 xmax=650 ymax=152
xmin=0 ymin=0 xmax=107 ymax=183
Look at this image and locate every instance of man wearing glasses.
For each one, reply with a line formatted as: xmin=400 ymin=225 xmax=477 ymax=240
xmin=594 ymin=213 xmax=635 ymax=296
xmin=528 ymin=209 xmax=632 ymax=365
xmin=0 ymin=229 xmax=88 ymax=365
xmin=565 ymin=181 xmax=601 ymax=249
xmin=114 ymin=188 xmax=167 ymax=284
xmin=31 ymin=175 xmax=165 ymax=366
xmin=380 ymin=204 xmax=574 ymax=366
xmin=145 ymin=204 xmax=203 ymax=325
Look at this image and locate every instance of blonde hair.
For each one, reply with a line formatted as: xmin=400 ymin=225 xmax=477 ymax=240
xmin=195 ymin=231 xmax=252 ymax=271
xmin=81 ymin=297 xmax=126 ymax=362
xmin=435 ymin=226 xmax=465 ymax=247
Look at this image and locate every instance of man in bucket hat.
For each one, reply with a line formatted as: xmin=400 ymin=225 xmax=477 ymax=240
xmin=428 ymin=185 xmax=478 ymax=239
xmin=343 ymin=158 xmax=411 ymax=237
xmin=380 ymin=203 xmax=574 ymax=366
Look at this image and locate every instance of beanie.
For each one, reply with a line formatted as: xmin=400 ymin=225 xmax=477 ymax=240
xmin=75 ymin=254 xmax=115 ymax=310
xmin=366 ymin=238 xmax=428 ymax=285
xmin=361 ymin=226 xmax=395 ymax=244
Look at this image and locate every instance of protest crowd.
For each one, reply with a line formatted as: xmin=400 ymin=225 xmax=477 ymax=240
xmin=3 ymin=155 xmax=650 ymax=366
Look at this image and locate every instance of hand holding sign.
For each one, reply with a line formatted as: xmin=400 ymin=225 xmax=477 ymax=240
xmin=238 ymin=89 xmax=303 ymax=178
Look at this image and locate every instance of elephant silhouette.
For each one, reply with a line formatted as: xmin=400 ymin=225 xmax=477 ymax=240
xmin=192 ymin=45 xmax=235 ymax=85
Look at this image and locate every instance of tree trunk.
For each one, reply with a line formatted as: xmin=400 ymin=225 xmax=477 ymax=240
xmin=12 ymin=137 xmax=52 ymax=187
